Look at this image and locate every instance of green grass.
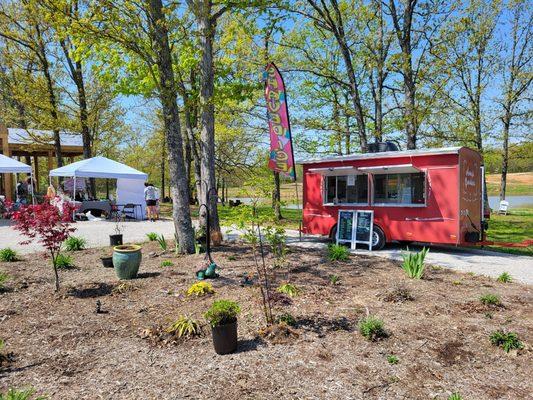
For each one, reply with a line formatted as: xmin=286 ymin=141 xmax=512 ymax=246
xmin=485 ymin=208 xmax=532 ymax=256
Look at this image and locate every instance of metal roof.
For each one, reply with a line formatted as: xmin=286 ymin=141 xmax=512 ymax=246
xmin=297 ymin=147 xmax=463 ymax=165
xmin=8 ymin=128 xmax=83 ymax=147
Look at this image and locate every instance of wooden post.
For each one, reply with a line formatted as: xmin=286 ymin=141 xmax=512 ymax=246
xmin=33 ymin=155 xmax=40 ymax=192
xmin=1 ymin=123 xmax=13 ymax=200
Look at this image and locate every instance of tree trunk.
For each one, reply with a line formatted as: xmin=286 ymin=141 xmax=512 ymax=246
xmin=161 ymin=131 xmax=166 ymax=199
xmin=147 ymin=0 xmax=195 ymax=253
xmin=499 ymin=113 xmax=510 ymax=201
xmin=197 ymin=4 xmax=221 ymax=239
xmin=272 ymin=171 xmax=282 ymax=220
xmin=36 ymin=24 xmax=63 ymax=167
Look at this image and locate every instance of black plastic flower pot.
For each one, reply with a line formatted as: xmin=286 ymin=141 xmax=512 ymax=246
xmin=109 ymin=234 xmax=123 ymax=246
xmin=100 ymin=257 xmax=113 ymax=268
xmin=211 ymin=320 xmax=238 ymax=355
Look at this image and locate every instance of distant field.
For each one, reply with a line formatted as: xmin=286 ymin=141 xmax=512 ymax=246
xmin=486 ymin=172 xmax=532 ymax=196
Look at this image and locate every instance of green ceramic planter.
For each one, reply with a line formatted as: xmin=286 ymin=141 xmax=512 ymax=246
xmin=113 ymin=244 xmax=142 ymax=279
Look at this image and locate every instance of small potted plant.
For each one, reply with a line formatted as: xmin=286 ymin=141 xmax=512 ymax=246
xmin=100 ymin=250 xmax=113 ymax=268
xmin=112 ymin=244 xmax=142 ymax=279
xmin=204 ymin=300 xmax=240 ymax=355
xmin=109 ymin=217 xmax=123 ymax=246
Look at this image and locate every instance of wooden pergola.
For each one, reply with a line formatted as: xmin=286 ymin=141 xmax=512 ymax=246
xmin=0 ymin=122 xmax=83 ymax=200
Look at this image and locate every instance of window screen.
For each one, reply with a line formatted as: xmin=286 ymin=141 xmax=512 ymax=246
xmin=324 ymin=175 xmax=369 ymax=204
xmin=373 ymin=172 xmax=425 ymax=205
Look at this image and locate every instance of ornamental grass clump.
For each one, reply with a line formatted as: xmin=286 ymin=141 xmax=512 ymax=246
xmin=187 ymin=281 xmax=214 ymax=297
xmin=401 ymin=247 xmax=429 ymax=279
xmin=204 ymin=300 xmax=240 ymax=327
xmin=156 ymin=234 xmax=167 ymax=251
xmin=54 ymin=253 xmax=75 ymax=270
xmin=64 ymin=236 xmax=86 ymax=251
xmin=160 ymin=260 xmax=174 ymax=268
xmin=358 ymin=315 xmax=388 ymax=341
xmin=448 ymin=394 xmax=463 ymax=400
xmin=489 ymin=330 xmax=524 ymax=353
xmin=480 ymin=293 xmax=501 ymax=306
xmin=327 ymin=244 xmax=349 ymax=261
xmin=277 ymin=283 xmax=301 ymax=297
xmin=0 ymin=388 xmax=46 ymax=400
xmin=12 ymin=201 xmax=77 ymax=291
xmin=0 ymin=248 xmax=17 ymax=262
xmin=497 ymin=272 xmax=512 ymax=283
xmin=166 ymin=316 xmax=202 ymax=339
xmin=146 ymin=232 xmax=158 ymax=241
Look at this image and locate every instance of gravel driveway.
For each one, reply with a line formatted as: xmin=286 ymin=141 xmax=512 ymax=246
xmin=1 ymin=219 xmax=531 ymax=284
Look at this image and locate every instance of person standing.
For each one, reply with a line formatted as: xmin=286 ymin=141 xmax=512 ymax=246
xmin=144 ymin=182 xmax=157 ymax=222
xmin=16 ymin=180 xmax=28 ymax=204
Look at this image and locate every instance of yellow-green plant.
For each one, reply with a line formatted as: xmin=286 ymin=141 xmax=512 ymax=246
xmin=277 ymin=283 xmax=300 ymax=297
xmin=160 ymin=260 xmax=173 ymax=267
xmin=0 ymin=272 xmax=8 ymax=290
xmin=497 ymin=272 xmax=512 ymax=283
xmin=0 ymin=248 xmax=17 ymax=262
xmin=166 ymin=316 xmax=202 ymax=338
xmin=0 ymin=388 xmax=47 ymax=400
xmin=186 ymin=281 xmax=214 ymax=297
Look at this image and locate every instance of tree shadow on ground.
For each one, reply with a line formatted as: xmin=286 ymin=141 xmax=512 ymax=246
xmin=67 ymin=282 xmax=114 ymax=298
xmin=137 ymin=272 xmax=161 ymax=279
xmin=295 ymin=315 xmax=355 ymax=337
xmin=234 ymin=337 xmax=264 ymax=354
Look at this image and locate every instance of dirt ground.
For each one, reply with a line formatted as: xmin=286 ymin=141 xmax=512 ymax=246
xmin=0 ymin=241 xmax=532 ymax=400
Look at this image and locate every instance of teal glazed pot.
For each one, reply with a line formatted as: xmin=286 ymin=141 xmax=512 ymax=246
xmin=113 ymin=244 xmax=142 ymax=279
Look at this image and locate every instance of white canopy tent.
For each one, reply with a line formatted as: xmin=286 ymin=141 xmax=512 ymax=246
xmin=0 ymin=154 xmax=35 ymax=204
xmin=49 ymin=156 xmax=148 ymax=219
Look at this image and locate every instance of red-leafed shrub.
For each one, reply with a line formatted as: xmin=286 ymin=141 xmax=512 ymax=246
xmin=12 ymin=199 xmax=77 ymax=291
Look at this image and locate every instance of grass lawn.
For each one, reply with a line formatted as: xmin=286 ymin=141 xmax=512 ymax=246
xmin=485 ymin=208 xmax=533 ymax=256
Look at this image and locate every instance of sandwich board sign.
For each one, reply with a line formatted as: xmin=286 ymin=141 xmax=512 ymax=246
xmin=336 ymin=210 xmax=374 ymax=251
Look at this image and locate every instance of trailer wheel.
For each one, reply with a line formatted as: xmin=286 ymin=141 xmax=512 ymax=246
xmin=371 ymin=226 xmax=386 ymax=250
xmin=329 ymin=225 xmax=337 ymax=242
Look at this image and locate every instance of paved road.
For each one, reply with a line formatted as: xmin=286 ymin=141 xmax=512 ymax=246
xmin=1 ymin=220 xmax=531 ymax=284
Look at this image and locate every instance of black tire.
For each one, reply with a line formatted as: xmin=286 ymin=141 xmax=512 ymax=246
xmin=329 ymin=224 xmax=386 ymax=250
xmin=329 ymin=225 xmax=337 ymax=242
xmin=371 ymin=225 xmax=386 ymax=250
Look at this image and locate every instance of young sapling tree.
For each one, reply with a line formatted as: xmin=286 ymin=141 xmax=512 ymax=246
xmin=13 ymin=202 xmax=77 ymax=291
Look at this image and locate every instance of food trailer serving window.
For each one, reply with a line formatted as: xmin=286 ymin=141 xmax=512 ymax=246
xmin=358 ymin=164 xmax=426 ymax=206
xmin=324 ymin=175 xmax=368 ymax=204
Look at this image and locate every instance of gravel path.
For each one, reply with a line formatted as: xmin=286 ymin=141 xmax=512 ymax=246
xmin=1 ymin=219 xmax=531 ymax=284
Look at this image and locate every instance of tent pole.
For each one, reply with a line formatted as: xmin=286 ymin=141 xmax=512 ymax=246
xmin=73 ymin=175 xmax=77 ymax=220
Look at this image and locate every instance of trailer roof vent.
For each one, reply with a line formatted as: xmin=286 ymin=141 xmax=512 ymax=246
xmin=368 ymin=141 xmax=399 ymax=153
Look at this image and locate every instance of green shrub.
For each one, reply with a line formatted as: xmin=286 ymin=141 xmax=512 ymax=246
xmin=276 ymin=313 xmax=296 ymax=326
xmin=480 ymin=293 xmax=501 ymax=306
xmin=0 ymin=388 xmax=46 ymax=400
xmin=146 ymin=232 xmax=158 ymax=241
xmin=166 ymin=316 xmax=202 ymax=338
xmin=194 ymin=243 xmax=202 ymax=255
xmin=204 ymin=300 xmax=240 ymax=327
xmin=160 ymin=260 xmax=173 ymax=267
xmin=489 ymin=330 xmax=524 ymax=352
xmin=497 ymin=272 xmax=512 ymax=283
xmin=187 ymin=281 xmax=214 ymax=297
xmin=358 ymin=316 xmax=387 ymax=341
xmin=53 ymin=253 xmax=74 ymax=269
xmin=64 ymin=236 xmax=86 ymax=251
xmin=0 ymin=271 xmax=9 ymax=290
xmin=156 ymin=234 xmax=167 ymax=251
xmin=277 ymin=283 xmax=301 ymax=297
xmin=401 ymin=247 xmax=429 ymax=279
xmin=0 ymin=248 xmax=17 ymax=262
xmin=327 ymin=244 xmax=349 ymax=261
xmin=329 ymin=274 xmax=341 ymax=285
xmin=387 ymin=355 xmax=399 ymax=365
xmin=448 ymin=394 xmax=463 ymax=400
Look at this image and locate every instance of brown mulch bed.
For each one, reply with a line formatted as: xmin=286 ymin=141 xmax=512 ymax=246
xmin=0 ymin=241 xmax=532 ymax=399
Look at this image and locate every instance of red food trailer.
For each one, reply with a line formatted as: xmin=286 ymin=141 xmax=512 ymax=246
xmin=300 ymin=146 xmax=487 ymax=250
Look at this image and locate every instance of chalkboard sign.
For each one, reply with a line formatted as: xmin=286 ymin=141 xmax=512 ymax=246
xmin=354 ymin=210 xmax=374 ymax=250
xmin=336 ymin=210 xmax=355 ymax=245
